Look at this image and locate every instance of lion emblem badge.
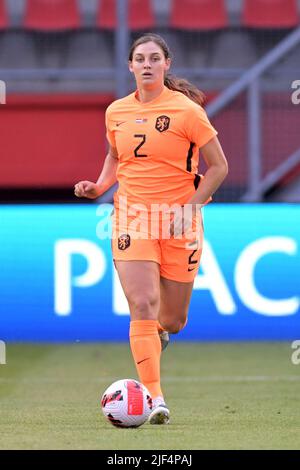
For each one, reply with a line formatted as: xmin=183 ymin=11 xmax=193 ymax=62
xmin=155 ymin=115 xmax=170 ymax=133
xmin=118 ymin=234 xmax=131 ymax=250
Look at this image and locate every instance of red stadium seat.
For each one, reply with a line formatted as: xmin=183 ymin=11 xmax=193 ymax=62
xmin=97 ymin=0 xmax=155 ymax=30
xmin=0 ymin=0 xmax=8 ymax=29
xmin=24 ymin=0 xmax=81 ymax=31
xmin=242 ymin=0 xmax=299 ymax=28
xmin=170 ymin=0 xmax=228 ymax=30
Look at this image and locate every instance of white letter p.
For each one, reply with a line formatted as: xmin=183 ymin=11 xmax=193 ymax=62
xmin=54 ymin=239 xmax=106 ymax=316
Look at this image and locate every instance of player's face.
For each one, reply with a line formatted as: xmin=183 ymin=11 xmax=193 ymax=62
xmin=129 ymin=41 xmax=171 ymax=89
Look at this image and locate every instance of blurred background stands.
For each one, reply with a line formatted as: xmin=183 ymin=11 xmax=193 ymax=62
xmin=0 ymin=0 xmax=299 ymax=203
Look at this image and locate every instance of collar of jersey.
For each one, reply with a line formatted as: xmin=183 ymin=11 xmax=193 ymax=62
xmin=133 ymin=86 xmax=169 ymax=106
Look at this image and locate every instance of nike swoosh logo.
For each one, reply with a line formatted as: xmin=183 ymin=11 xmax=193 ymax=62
xmin=137 ymin=357 xmax=150 ymax=365
xmin=188 ymin=267 xmax=196 ymax=271
xmin=116 ymin=121 xmax=126 ymax=127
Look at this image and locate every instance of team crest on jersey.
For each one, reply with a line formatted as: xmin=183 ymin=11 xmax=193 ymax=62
xmin=155 ymin=115 xmax=170 ymax=133
xmin=118 ymin=234 xmax=131 ymax=250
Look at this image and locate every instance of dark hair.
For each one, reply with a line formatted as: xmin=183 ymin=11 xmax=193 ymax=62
xmin=128 ymin=33 xmax=206 ymax=106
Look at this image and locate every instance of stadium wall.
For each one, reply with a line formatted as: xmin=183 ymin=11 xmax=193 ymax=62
xmin=0 ymin=94 xmax=112 ymax=186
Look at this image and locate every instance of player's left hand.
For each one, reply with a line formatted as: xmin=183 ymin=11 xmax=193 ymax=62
xmin=167 ymin=206 xmax=193 ymax=238
xmin=168 ymin=204 xmax=203 ymax=238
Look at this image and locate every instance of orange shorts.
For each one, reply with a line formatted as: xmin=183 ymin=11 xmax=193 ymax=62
xmin=111 ymin=207 xmax=203 ymax=283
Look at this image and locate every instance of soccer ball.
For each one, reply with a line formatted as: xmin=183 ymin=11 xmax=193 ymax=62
xmin=101 ymin=379 xmax=153 ymax=428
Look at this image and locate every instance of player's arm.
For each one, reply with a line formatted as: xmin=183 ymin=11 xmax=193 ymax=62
xmin=74 ymin=145 xmax=118 ymax=199
xmin=187 ymin=136 xmax=228 ymax=209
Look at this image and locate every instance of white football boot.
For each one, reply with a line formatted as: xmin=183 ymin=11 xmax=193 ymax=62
xmin=148 ymin=396 xmax=170 ymax=425
xmin=159 ymin=330 xmax=169 ymax=351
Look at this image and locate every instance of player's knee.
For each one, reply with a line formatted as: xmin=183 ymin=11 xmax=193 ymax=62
xmin=161 ymin=318 xmax=187 ymax=334
xmin=129 ymin=294 xmax=159 ymax=320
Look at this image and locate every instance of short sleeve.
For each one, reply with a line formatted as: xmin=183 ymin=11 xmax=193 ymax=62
xmin=105 ymin=107 xmax=116 ymax=148
xmin=185 ymin=105 xmax=218 ymax=149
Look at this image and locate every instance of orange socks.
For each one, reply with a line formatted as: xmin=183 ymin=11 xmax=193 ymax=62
xmin=129 ymin=320 xmax=163 ymax=399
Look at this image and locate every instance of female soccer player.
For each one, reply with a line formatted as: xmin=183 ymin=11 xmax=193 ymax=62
xmin=74 ymin=33 xmax=228 ymax=425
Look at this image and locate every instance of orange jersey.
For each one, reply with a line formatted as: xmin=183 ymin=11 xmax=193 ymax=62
xmin=105 ymin=86 xmax=217 ymax=208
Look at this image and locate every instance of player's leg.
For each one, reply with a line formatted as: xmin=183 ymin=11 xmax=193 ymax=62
xmin=115 ymin=259 xmax=170 ymax=425
xmin=148 ymin=266 xmax=196 ymax=424
xmin=114 ymin=260 xmax=164 ymax=399
xmin=159 ymin=277 xmax=194 ymax=334
xmin=112 ymin=206 xmax=170 ymax=424
xmin=158 ymin=220 xmax=203 ymax=334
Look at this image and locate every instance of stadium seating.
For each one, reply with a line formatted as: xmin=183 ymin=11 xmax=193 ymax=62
xmin=23 ymin=0 xmax=81 ymax=31
xmin=170 ymin=0 xmax=228 ymax=30
xmin=0 ymin=32 xmax=38 ymax=68
xmin=242 ymin=0 xmax=299 ymax=28
xmin=97 ymin=0 xmax=155 ymax=30
xmin=0 ymin=0 xmax=8 ymax=29
xmin=67 ymin=31 xmax=113 ymax=69
xmin=211 ymin=31 xmax=256 ymax=69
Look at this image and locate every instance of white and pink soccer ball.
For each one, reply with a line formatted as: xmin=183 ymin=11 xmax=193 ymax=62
xmin=101 ymin=379 xmax=153 ymax=428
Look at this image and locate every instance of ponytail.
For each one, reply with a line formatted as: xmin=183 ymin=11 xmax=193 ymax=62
xmin=164 ymin=74 xmax=206 ymax=107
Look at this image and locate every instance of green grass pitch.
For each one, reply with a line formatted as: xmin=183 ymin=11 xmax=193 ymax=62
xmin=0 ymin=342 xmax=299 ymax=449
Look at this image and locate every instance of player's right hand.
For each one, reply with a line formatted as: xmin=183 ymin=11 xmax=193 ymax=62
xmin=74 ymin=181 xmax=101 ymax=199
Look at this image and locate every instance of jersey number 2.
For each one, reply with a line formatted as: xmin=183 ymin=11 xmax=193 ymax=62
xmin=134 ymin=134 xmax=147 ymax=158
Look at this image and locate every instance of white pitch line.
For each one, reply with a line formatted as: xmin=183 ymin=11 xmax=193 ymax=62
xmin=163 ymin=375 xmax=300 ymax=382
xmin=0 ymin=375 xmax=299 ymax=384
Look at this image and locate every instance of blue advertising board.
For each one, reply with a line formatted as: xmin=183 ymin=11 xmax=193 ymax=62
xmin=0 ymin=204 xmax=299 ymax=341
